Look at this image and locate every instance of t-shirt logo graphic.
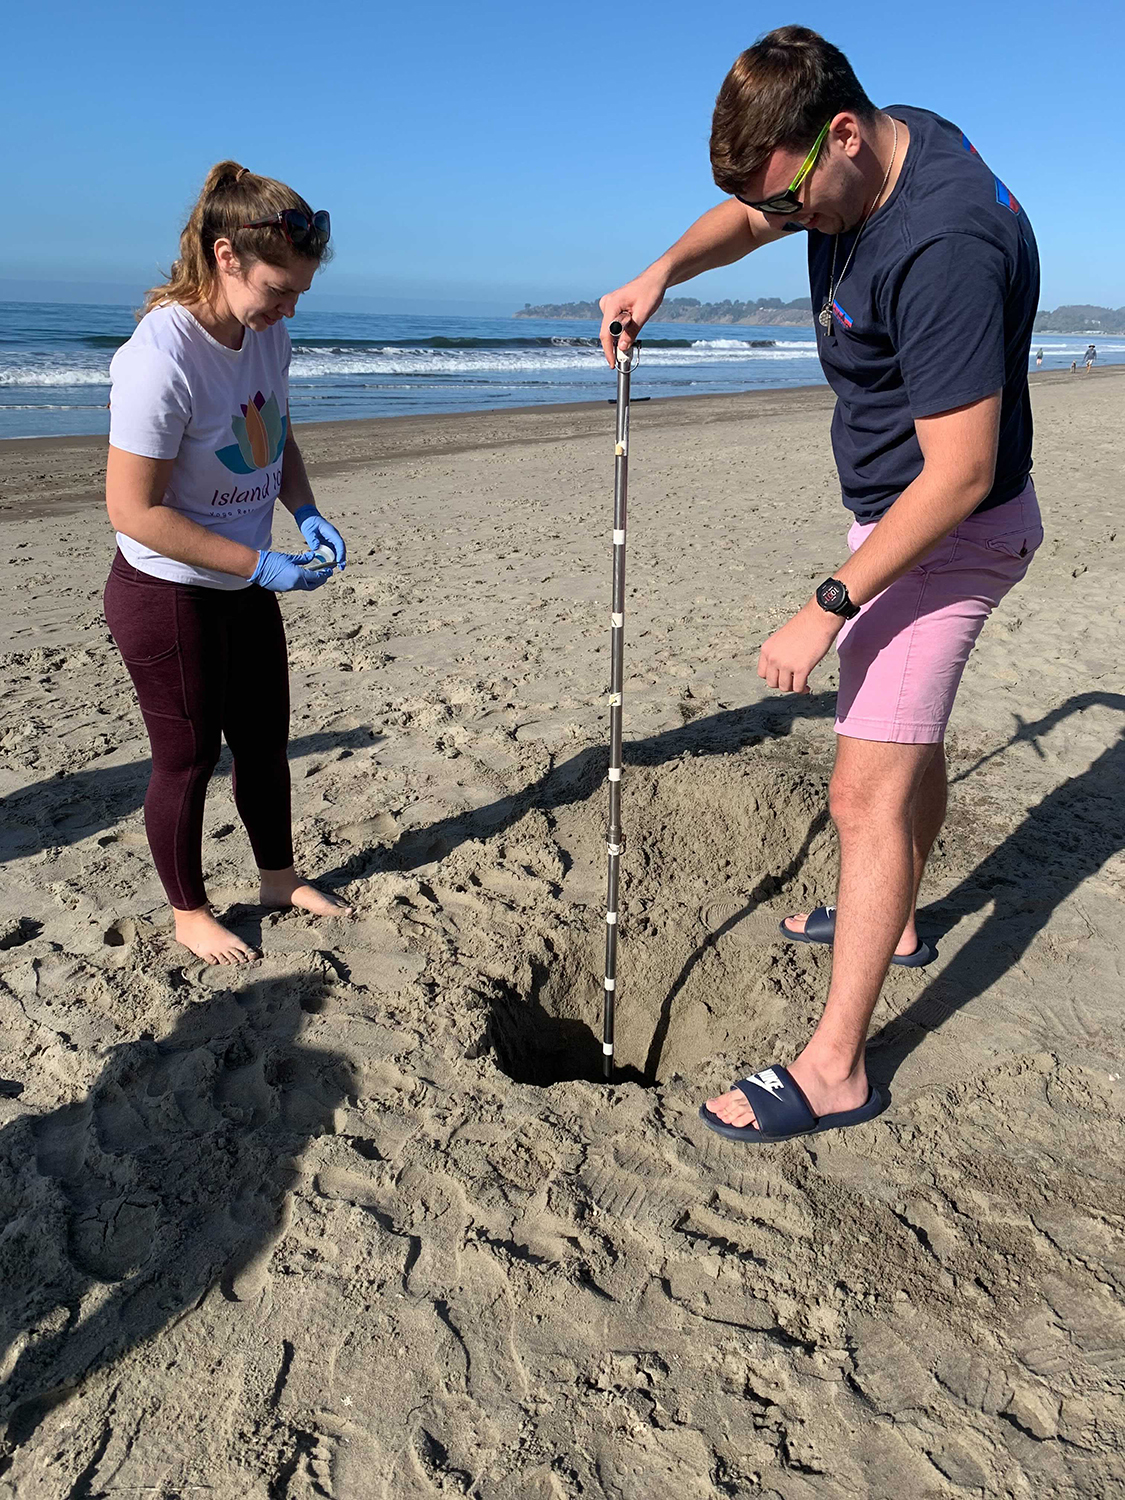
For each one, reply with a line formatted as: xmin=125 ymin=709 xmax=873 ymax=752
xmin=216 ymin=390 xmax=287 ymax=474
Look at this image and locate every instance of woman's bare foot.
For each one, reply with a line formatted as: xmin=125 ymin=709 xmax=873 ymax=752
xmin=259 ymin=866 xmax=353 ymax=918
xmin=782 ymin=910 xmax=920 ymax=958
xmin=174 ymin=906 xmax=260 ymax=965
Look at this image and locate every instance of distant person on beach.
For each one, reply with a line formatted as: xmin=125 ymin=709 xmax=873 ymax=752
xmin=1036 ymin=348 xmax=1043 ymax=367
xmin=600 ymin=27 xmax=1042 ymax=1144
xmin=103 ymin=162 xmax=351 ymax=965
xmin=1084 ymin=344 xmax=1097 ymax=372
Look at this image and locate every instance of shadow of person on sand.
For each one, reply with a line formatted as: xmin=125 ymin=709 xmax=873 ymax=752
xmin=0 ymin=727 xmax=383 ymax=866
xmin=615 ymin=690 xmax=1125 ymax=1088
xmin=865 ymin=692 xmax=1125 ymax=1081
xmin=319 ymin=692 xmax=840 ymax=887
xmin=643 ymin=804 xmax=834 ymax=1083
xmin=0 ymin=972 xmax=355 ymax=1472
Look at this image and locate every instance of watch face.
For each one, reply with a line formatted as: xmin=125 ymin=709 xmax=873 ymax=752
xmin=818 ymin=580 xmax=845 ymax=611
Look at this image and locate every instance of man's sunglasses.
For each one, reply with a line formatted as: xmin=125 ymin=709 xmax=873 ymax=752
xmin=240 ymin=209 xmax=331 ymax=247
xmin=735 ymin=121 xmax=831 ymax=215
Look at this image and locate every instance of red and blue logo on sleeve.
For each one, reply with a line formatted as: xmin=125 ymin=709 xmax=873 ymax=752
xmin=994 ymin=179 xmax=1021 ymax=214
xmin=962 ymin=129 xmax=1021 ymax=215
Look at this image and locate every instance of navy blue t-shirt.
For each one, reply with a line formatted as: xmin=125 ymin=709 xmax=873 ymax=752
xmin=807 ymin=106 xmax=1039 ymax=521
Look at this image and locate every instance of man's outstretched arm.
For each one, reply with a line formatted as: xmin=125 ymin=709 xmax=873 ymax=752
xmin=598 ymin=200 xmax=786 ymax=363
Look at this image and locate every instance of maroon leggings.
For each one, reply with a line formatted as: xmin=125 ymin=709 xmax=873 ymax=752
xmin=103 ymin=551 xmax=293 ymax=909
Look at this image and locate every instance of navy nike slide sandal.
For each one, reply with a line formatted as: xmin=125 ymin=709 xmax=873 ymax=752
xmin=699 ymin=1064 xmax=887 ymax=1144
xmin=779 ymin=906 xmax=936 ymax=967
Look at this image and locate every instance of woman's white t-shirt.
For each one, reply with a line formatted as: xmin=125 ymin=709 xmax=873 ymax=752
xmin=109 ymin=304 xmax=291 ymax=590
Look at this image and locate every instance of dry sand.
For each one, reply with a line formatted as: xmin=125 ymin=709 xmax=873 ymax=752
xmin=0 ymin=368 xmax=1123 ymax=1497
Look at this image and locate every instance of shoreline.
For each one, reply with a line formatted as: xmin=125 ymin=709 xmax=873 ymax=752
xmin=3 ymin=364 xmax=1122 ymax=520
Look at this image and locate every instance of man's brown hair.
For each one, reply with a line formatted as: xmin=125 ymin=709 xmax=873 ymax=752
xmin=710 ymin=26 xmax=876 ymax=197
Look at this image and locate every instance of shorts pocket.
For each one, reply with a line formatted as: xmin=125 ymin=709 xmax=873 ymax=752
xmin=986 ymin=525 xmax=1043 ymax=562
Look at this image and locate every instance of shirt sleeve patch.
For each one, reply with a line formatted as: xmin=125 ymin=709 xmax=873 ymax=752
xmin=994 ymin=178 xmax=1021 ymax=214
xmin=961 ymin=132 xmax=979 ymax=155
xmin=831 ymin=299 xmax=854 ymax=329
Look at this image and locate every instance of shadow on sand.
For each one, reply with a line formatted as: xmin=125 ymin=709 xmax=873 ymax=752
xmin=0 ymin=972 xmax=355 ymax=1471
xmin=635 ymin=690 xmax=1125 ymax=1089
xmin=391 ymin=686 xmax=1125 ymax=1094
xmin=869 ymin=692 xmax=1125 ymax=1079
xmin=0 ymin=727 xmax=383 ymax=866
xmin=319 ymin=693 xmax=839 ymax=887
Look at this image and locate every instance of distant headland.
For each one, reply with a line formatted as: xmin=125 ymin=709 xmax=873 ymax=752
xmin=516 ymin=297 xmax=815 ymax=326
xmin=515 ymin=297 xmax=1125 ymax=335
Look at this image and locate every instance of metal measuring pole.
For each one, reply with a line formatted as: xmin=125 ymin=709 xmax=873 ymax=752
xmin=602 ymin=321 xmax=636 ymax=1081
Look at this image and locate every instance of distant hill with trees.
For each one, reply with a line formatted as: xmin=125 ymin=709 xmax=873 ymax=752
xmin=515 ymin=296 xmax=814 ymax=326
xmin=517 ymin=297 xmax=1125 ymax=334
xmin=1033 ymin=305 xmax=1125 ymax=334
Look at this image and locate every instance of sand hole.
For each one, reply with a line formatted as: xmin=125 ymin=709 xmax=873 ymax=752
xmin=485 ymin=742 xmax=841 ymax=1087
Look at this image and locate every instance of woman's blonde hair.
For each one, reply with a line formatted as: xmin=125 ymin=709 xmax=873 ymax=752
xmin=141 ymin=160 xmax=332 ymax=317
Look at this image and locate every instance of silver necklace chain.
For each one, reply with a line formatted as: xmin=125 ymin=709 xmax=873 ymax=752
xmin=819 ymin=117 xmax=899 ymax=330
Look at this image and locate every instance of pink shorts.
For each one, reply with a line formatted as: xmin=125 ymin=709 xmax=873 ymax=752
xmin=834 ymin=482 xmax=1042 ymax=744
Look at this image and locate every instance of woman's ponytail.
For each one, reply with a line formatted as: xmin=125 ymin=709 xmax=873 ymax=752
xmin=141 ymin=160 xmax=330 ymax=317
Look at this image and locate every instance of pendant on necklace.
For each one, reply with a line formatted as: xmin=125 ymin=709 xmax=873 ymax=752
xmin=818 ymin=301 xmax=833 ymax=329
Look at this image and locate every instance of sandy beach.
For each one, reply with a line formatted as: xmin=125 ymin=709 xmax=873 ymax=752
xmin=1 ymin=367 xmax=1123 ymax=1497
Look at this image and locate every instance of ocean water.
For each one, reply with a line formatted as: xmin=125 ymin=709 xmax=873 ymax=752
xmin=2 ymin=299 xmax=1123 ymax=441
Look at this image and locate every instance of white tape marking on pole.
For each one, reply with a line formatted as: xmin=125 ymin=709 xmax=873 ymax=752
xmin=607 ymin=842 xmax=622 ymax=855
xmin=602 ymin=1042 xmax=614 ymax=1055
xmin=615 ymin=441 xmax=627 ymax=457
xmin=612 ymin=528 xmax=626 ymax=545
xmin=607 ymin=692 xmax=622 ymax=706
xmin=605 ymin=910 xmax=617 ymax=924
xmin=607 ymin=767 xmax=622 ymax=781
xmin=610 ymin=612 xmax=624 ymax=627
xmin=604 ymin=978 xmax=615 ymax=991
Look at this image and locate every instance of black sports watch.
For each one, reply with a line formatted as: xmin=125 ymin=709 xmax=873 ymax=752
xmin=815 ymin=577 xmax=860 ymax=619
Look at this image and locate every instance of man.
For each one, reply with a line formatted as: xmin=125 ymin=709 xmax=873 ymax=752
xmin=599 ymin=26 xmax=1042 ymax=1143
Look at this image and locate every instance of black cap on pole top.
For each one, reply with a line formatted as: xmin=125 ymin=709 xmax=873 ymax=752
xmin=609 ymin=321 xmax=623 ymax=336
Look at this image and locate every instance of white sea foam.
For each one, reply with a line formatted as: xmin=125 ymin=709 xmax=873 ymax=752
xmin=0 ymin=365 xmax=112 ymax=387
xmin=4 ymin=332 xmax=1111 ymax=392
xmin=287 ymin=344 xmax=821 ymax=379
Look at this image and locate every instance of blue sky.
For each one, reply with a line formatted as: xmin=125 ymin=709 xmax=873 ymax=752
xmin=4 ymin=0 xmax=1122 ymax=313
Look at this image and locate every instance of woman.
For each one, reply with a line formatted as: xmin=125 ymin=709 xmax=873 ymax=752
xmin=104 ymin=161 xmax=351 ymax=965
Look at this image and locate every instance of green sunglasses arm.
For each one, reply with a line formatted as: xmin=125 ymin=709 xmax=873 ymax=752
xmin=788 ymin=120 xmax=833 ymax=193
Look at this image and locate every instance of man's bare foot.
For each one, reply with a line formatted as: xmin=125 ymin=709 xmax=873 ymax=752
xmin=781 ymin=909 xmax=920 ymax=958
xmin=259 ymin=866 xmax=353 ymax=918
xmin=704 ymin=1052 xmax=870 ymax=1132
xmin=174 ymin=906 xmax=260 ymax=966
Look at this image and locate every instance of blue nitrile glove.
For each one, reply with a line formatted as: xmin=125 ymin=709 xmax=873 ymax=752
xmin=250 ymin=549 xmax=333 ymax=592
xmin=293 ymin=504 xmax=347 ymax=571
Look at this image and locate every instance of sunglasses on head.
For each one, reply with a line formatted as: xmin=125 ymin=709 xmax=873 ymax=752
xmin=735 ymin=121 xmax=831 ymax=215
xmin=240 ymin=209 xmax=331 ymax=247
